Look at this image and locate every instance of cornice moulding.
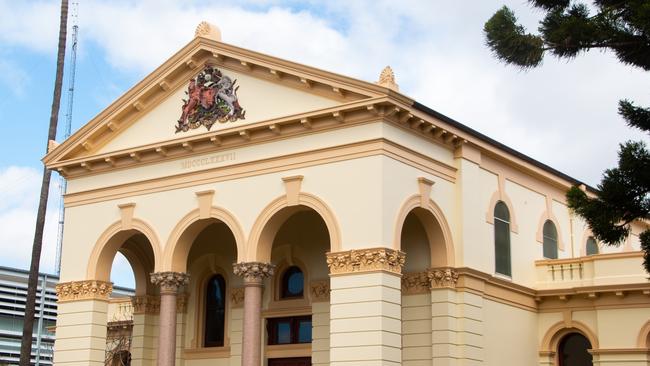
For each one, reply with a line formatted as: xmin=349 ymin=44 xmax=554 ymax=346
xmin=61 ymin=138 xmax=457 ymax=207
xmin=46 ymin=97 xmax=467 ymax=179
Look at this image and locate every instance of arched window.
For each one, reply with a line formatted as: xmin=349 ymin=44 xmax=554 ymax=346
xmin=280 ymin=266 xmax=304 ymax=299
xmin=586 ymin=237 xmax=598 ymax=256
xmin=543 ymin=220 xmax=558 ymax=259
xmin=558 ymin=332 xmax=593 ymax=366
xmin=204 ymin=274 xmax=226 ymax=347
xmin=494 ymin=201 xmax=511 ymax=276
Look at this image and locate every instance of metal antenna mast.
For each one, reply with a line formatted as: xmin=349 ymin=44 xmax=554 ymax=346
xmin=55 ymin=2 xmax=78 ymax=275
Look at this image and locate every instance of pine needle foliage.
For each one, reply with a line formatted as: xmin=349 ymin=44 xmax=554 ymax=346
xmin=485 ymin=1 xmax=650 ymax=273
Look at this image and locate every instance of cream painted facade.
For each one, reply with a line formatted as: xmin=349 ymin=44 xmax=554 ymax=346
xmin=46 ymin=24 xmax=649 ymax=366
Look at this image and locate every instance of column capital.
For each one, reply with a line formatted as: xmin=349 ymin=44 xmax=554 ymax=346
xmin=233 ymin=262 xmax=275 ymax=283
xmin=401 ymin=267 xmax=460 ymax=294
xmin=326 ymin=247 xmax=405 ymax=275
xmin=150 ymin=271 xmax=189 ymax=293
xmin=427 ymin=267 xmax=459 ymax=288
xmin=131 ymin=295 xmax=160 ymax=314
xmin=56 ymin=280 xmax=113 ymax=302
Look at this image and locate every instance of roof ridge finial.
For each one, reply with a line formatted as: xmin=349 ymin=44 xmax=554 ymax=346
xmin=195 ymin=21 xmax=222 ymax=42
xmin=377 ymin=65 xmax=399 ymax=91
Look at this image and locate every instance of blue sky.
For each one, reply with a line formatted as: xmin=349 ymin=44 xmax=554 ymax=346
xmin=1 ymin=0 xmax=648 ymax=288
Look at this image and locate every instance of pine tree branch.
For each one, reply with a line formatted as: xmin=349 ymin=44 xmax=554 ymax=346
xmin=542 ymin=40 xmax=645 ymax=50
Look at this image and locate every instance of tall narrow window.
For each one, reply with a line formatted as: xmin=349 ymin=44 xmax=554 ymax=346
xmin=204 ymin=274 xmax=226 ymax=347
xmin=586 ymin=237 xmax=598 ymax=256
xmin=559 ymin=333 xmax=593 ymax=366
xmin=543 ymin=220 xmax=558 ymax=259
xmin=494 ymin=201 xmax=511 ymax=276
xmin=280 ymin=266 xmax=304 ymax=299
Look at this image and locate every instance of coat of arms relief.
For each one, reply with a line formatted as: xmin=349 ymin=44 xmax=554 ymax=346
xmin=176 ymin=65 xmax=246 ymax=133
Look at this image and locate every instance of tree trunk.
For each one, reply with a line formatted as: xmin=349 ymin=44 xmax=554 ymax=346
xmin=19 ymin=1 xmax=68 ymax=364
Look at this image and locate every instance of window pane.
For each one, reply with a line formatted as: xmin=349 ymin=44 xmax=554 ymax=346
xmin=297 ymin=319 xmax=312 ymax=343
xmin=276 ymin=321 xmax=291 ymax=344
xmin=205 ymin=274 xmax=226 ymax=347
xmin=586 ymin=237 xmax=598 ymax=256
xmin=495 ymin=220 xmax=511 ymax=276
xmin=494 ymin=201 xmax=510 ymax=222
xmin=287 ymin=272 xmax=304 ymax=295
xmin=281 ymin=266 xmax=304 ymax=298
xmin=543 ymin=220 xmax=557 ymax=237
xmin=543 ymin=221 xmax=558 ymax=259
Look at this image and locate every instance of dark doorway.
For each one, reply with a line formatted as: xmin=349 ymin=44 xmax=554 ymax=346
xmin=268 ymin=357 xmax=311 ymax=366
xmin=559 ymin=333 xmax=593 ymax=366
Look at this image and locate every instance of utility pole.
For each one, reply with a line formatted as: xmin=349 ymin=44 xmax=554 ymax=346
xmin=20 ymin=1 xmax=68 ymax=364
xmin=55 ymin=2 xmax=78 ymax=275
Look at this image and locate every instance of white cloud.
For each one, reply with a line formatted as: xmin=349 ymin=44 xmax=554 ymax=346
xmin=0 ymin=58 xmax=30 ymax=97
xmin=0 ymin=0 xmax=59 ymax=53
xmin=0 ymin=166 xmax=60 ymax=274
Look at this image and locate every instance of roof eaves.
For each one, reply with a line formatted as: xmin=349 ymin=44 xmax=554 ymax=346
xmin=412 ymin=101 xmax=598 ymax=193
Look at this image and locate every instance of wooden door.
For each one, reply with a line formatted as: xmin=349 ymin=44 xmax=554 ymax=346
xmin=268 ymin=357 xmax=311 ymax=366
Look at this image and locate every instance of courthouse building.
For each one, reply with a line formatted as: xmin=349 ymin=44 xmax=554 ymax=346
xmin=45 ymin=23 xmax=649 ymax=366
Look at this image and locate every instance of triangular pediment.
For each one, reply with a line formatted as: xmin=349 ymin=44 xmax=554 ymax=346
xmin=95 ymin=66 xmax=346 ymax=155
xmin=44 ymin=36 xmax=401 ymax=166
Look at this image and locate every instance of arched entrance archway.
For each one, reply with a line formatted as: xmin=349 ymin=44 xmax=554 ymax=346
xmin=252 ymin=203 xmax=333 ymax=364
xmin=161 ymin=206 xmax=242 ymax=357
xmin=181 ymin=218 xmax=239 ymax=351
xmin=558 ymin=333 xmax=593 ymax=366
xmin=396 ymin=195 xmax=455 ymax=365
xmin=86 ymin=219 xmax=161 ymax=365
xmin=540 ymin=321 xmax=599 ymax=366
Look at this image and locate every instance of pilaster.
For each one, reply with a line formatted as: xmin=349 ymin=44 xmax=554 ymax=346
xmin=401 ymin=272 xmax=432 ymax=366
xmin=327 ymin=248 xmax=405 ymax=366
xmin=311 ymin=280 xmax=331 ymax=366
xmin=53 ymin=280 xmax=113 ymax=365
xmin=130 ymin=295 xmax=160 ymax=366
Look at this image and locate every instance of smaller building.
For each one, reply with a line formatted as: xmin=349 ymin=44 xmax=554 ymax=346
xmin=0 ymin=266 xmax=57 ymax=365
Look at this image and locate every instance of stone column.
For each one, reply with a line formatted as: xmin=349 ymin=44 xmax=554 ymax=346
xmin=327 ymin=248 xmax=406 ymax=366
xmin=150 ymin=272 xmax=189 ymax=366
xmin=53 ymin=280 xmax=113 ymax=365
xmin=233 ymin=262 xmax=275 ymax=366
